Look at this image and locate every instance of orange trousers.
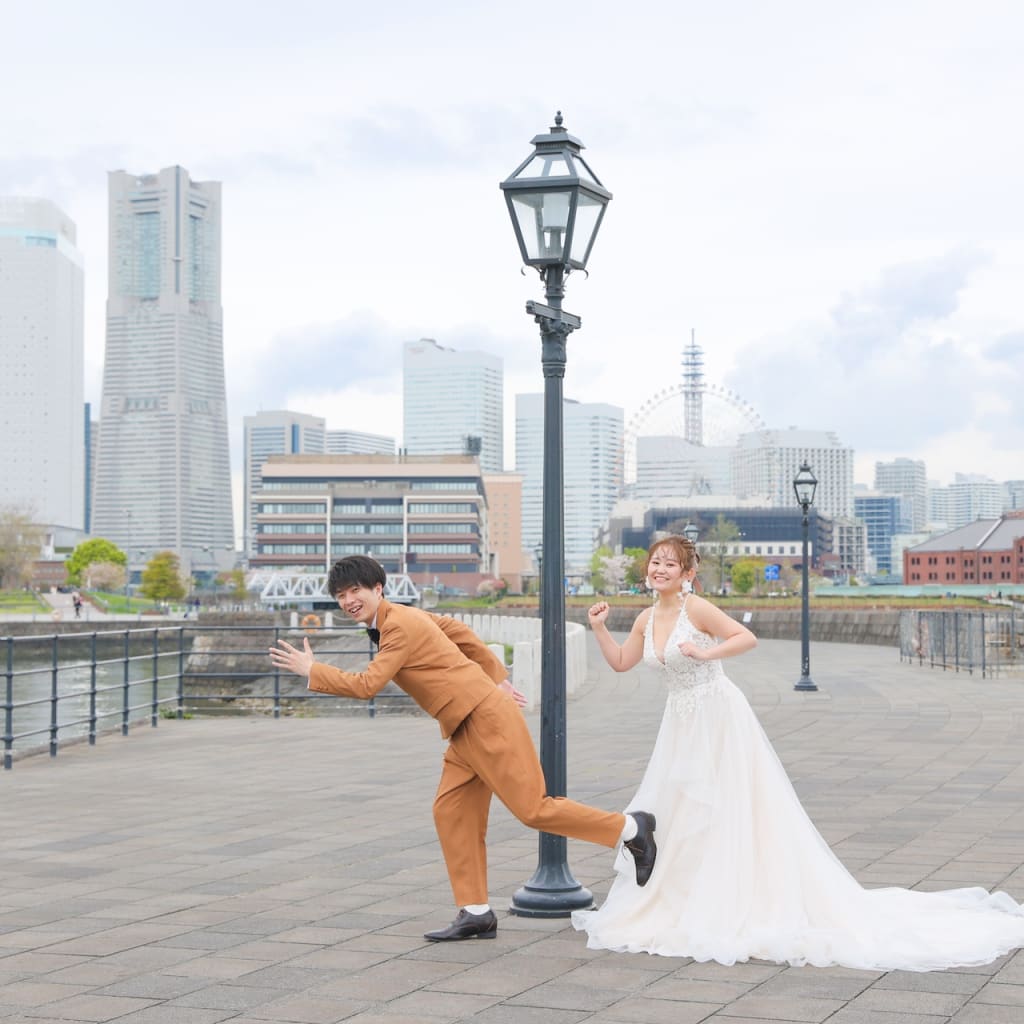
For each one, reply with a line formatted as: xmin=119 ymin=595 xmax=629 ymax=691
xmin=433 ymin=688 xmax=625 ymax=907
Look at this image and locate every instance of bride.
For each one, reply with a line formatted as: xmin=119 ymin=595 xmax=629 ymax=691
xmin=572 ymin=535 xmax=1024 ymax=971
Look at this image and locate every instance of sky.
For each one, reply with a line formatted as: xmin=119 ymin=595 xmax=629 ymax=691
xmin=3 ymin=0 xmax=1022 ymax=530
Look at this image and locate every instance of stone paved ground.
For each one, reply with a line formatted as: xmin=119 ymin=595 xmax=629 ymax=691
xmin=3 ymin=635 xmax=1024 ymax=1023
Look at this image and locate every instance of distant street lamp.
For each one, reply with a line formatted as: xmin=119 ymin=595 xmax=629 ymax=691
xmin=501 ymin=112 xmax=611 ymax=917
xmin=793 ymin=462 xmax=818 ymax=692
xmin=682 ymin=523 xmax=700 ymax=593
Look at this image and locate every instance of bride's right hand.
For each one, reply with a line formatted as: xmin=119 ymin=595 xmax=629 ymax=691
xmin=588 ymin=602 xmax=610 ymax=626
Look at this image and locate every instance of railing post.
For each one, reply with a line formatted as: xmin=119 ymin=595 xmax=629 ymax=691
xmin=3 ymin=637 xmax=13 ymax=770
xmin=981 ymin=612 xmax=987 ymax=679
xmin=89 ymin=632 xmax=98 ymax=745
xmin=272 ymin=625 xmax=281 ymax=719
xmin=177 ymin=626 xmax=185 ymax=719
xmin=954 ymin=610 xmax=960 ymax=672
xmin=50 ymin=632 xmax=59 ymax=758
xmin=151 ymin=628 xmax=159 ymax=727
xmin=122 ymin=629 xmax=131 ymax=735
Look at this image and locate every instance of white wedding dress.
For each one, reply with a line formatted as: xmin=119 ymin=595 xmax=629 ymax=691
xmin=572 ymin=598 xmax=1024 ymax=970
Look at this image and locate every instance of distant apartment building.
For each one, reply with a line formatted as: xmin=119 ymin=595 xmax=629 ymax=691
xmin=516 ymin=394 xmax=623 ymax=576
xmin=829 ymin=517 xmax=868 ymax=578
xmin=0 ymin=197 xmax=84 ymax=528
xmin=854 ymin=492 xmax=912 ymax=575
xmin=732 ymin=428 xmax=854 ymax=519
xmin=904 ymin=514 xmax=1024 ymax=586
xmin=874 ymin=457 xmax=927 ymax=532
xmin=244 ymin=411 xmax=326 ymax=560
xmin=1003 ymin=480 xmax=1024 ymax=512
xmin=403 ymin=338 xmax=503 ymax=472
xmin=482 ymin=472 xmax=524 ymax=592
xmin=928 ymin=474 xmax=1004 ymax=530
xmin=250 ymin=454 xmax=490 ymax=589
xmin=92 ymin=166 xmax=234 ymax=571
xmin=325 ymin=429 xmax=394 ymax=455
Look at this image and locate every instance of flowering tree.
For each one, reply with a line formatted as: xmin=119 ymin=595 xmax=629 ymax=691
xmin=599 ymin=554 xmax=633 ymax=593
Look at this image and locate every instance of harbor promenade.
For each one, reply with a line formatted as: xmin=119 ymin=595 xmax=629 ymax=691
xmin=3 ymin=635 xmax=1024 ymax=1023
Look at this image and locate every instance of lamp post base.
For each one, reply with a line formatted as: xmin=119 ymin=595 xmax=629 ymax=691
xmin=508 ymin=860 xmax=594 ymax=918
xmin=794 ymin=676 xmax=818 ymax=692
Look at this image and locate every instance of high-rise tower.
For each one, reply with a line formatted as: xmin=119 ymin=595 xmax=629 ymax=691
xmin=403 ymin=338 xmax=503 ymax=473
xmin=0 ymin=198 xmax=84 ymax=528
xmin=92 ymin=167 xmax=233 ymax=569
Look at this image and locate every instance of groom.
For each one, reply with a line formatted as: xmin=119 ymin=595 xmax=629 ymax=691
xmin=269 ymin=555 xmax=658 ymax=942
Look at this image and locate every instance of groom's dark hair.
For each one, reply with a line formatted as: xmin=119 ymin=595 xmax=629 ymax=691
xmin=328 ymin=555 xmax=387 ymax=595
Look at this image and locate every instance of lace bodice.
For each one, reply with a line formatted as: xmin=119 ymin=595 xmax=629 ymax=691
xmin=643 ymin=600 xmax=725 ymax=713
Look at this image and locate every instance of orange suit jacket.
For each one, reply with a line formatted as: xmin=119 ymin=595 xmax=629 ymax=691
xmin=307 ymin=599 xmax=507 ymax=738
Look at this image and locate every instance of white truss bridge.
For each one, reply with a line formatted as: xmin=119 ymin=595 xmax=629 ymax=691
xmin=246 ymin=572 xmax=421 ymax=605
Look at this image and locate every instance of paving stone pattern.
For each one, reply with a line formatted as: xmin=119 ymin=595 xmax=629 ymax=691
xmin=3 ymin=636 xmax=1024 ymax=1022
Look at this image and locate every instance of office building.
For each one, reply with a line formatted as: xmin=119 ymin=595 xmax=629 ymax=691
xmin=0 ymin=197 xmax=84 ymax=528
xmin=482 ymin=472 xmax=524 ymax=591
xmin=634 ymin=436 xmax=733 ymax=500
xmin=854 ymin=492 xmax=912 ymax=575
xmin=403 ymin=338 xmax=503 ymax=472
xmin=874 ymin=458 xmax=927 ymax=531
xmin=244 ymin=411 xmax=326 ymax=560
xmin=325 ymin=429 xmax=394 ymax=455
xmin=733 ymin=428 xmax=855 ymax=519
xmin=250 ymin=454 xmax=489 ymax=588
xmin=91 ymin=167 xmax=234 ymax=572
xmin=516 ymin=394 xmax=623 ymax=575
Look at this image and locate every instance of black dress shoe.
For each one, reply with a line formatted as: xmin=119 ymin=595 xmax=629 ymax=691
xmin=424 ymin=908 xmax=498 ymax=942
xmin=624 ymin=811 xmax=658 ymax=886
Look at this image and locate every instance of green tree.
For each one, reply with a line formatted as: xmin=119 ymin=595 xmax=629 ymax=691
xmin=228 ymin=567 xmax=248 ymax=601
xmin=704 ymin=514 xmax=741 ymax=595
xmin=589 ymin=545 xmax=613 ymax=591
xmin=0 ymin=504 xmax=44 ymax=590
xmin=66 ymin=538 xmax=126 ymax=587
xmin=730 ymin=560 xmax=758 ymax=595
xmin=140 ymin=551 xmax=186 ymax=601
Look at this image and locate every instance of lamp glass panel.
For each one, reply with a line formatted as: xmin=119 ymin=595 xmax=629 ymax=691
xmin=510 ymin=194 xmax=544 ymax=261
xmin=573 ymin=155 xmax=600 ymax=185
xmin=569 ymin=192 xmax=603 ymax=264
xmin=514 ymin=152 xmax=574 ymax=180
xmin=510 ymin=191 xmax=574 ymax=261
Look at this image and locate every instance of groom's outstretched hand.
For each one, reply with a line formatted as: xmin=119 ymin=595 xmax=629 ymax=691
xmin=269 ymin=636 xmax=315 ymax=678
xmin=498 ymin=679 xmax=527 ymax=709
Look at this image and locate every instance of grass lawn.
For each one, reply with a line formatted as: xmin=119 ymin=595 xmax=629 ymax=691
xmin=0 ymin=589 xmax=50 ymax=614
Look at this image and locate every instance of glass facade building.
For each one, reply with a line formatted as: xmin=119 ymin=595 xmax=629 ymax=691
xmin=0 ymin=198 xmax=84 ymax=528
xmin=92 ymin=167 xmax=234 ymax=571
xmin=403 ymin=338 xmax=503 ymax=473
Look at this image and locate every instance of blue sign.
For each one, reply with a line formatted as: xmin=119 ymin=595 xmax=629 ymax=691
xmin=764 ymin=564 xmax=781 ymax=581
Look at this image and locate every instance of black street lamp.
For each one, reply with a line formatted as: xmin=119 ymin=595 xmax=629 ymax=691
xmin=793 ymin=462 xmax=818 ymax=692
xmin=501 ymin=113 xmax=612 ymax=917
xmin=682 ymin=522 xmax=700 ymax=592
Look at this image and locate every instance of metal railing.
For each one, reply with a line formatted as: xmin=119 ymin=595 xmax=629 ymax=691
xmin=899 ymin=609 xmax=1024 ymax=678
xmin=2 ymin=623 xmax=407 ymax=769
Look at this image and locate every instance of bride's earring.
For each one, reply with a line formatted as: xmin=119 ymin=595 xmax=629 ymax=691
xmin=680 ymin=577 xmax=693 ymax=596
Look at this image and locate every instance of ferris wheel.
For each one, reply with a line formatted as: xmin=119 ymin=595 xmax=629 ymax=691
xmin=623 ymin=381 xmax=766 ymax=485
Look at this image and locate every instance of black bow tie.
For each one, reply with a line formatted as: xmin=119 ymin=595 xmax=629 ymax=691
xmin=366 ymin=628 xmax=381 ymax=647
